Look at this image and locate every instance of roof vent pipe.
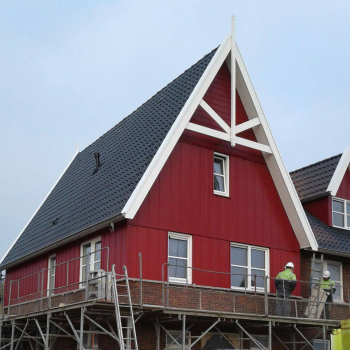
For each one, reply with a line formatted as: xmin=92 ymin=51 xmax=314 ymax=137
xmin=93 ymin=152 xmax=101 ymax=174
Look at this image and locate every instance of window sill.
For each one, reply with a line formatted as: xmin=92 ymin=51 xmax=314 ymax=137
xmin=213 ymin=191 xmax=230 ymax=198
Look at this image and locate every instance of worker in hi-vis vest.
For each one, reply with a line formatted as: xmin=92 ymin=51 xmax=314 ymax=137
xmin=275 ymin=262 xmax=297 ymax=316
xmin=319 ymin=270 xmax=336 ymax=319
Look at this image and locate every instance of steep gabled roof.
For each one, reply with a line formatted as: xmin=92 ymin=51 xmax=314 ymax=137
xmin=290 ymin=154 xmax=342 ymax=201
xmin=0 ymin=49 xmax=217 ymax=269
xmin=306 ymin=211 xmax=350 ymax=255
xmin=2 ymin=28 xmax=320 ymax=269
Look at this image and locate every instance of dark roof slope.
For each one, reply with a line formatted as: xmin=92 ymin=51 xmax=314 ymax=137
xmin=290 ymin=154 xmax=341 ymax=201
xmin=306 ymin=211 xmax=350 ymax=254
xmin=1 ymin=49 xmax=217 ymax=269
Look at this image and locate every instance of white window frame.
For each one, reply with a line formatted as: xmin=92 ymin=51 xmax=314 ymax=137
xmin=47 ymin=255 xmax=56 ymax=296
xmin=230 ymin=243 xmax=270 ymax=293
xmin=168 ymin=232 xmax=192 ymax=284
xmin=313 ymin=339 xmax=330 ymax=350
xmin=79 ymin=237 xmax=101 ymax=286
xmin=213 ymin=152 xmax=229 ymax=197
xmin=312 ymin=259 xmax=343 ymax=302
xmin=332 ymin=197 xmax=350 ymax=229
xmin=165 ymin=330 xmax=191 ymax=350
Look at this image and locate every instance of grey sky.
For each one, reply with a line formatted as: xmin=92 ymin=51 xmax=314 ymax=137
xmin=1 ymin=1 xmax=350 ymax=261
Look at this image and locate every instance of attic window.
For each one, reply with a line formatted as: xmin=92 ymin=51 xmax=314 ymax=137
xmin=332 ymin=197 xmax=350 ymax=229
xmin=213 ymin=153 xmax=229 ymax=197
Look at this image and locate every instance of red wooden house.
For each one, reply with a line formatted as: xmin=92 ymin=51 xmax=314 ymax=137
xmin=0 ymin=22 xmax=347 ymax=350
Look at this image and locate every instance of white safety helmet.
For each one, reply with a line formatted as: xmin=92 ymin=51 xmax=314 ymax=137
xmin=285 ymin=262 xmax=295 ymax=269
xmin=323 ymin=270 xmax=331 ymax=279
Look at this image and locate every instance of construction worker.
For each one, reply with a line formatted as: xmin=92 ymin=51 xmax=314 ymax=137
xmin=275 ymin=262 xmax=297 ymax=316
xmin=319 ymin=270 xmax=336 ymax=319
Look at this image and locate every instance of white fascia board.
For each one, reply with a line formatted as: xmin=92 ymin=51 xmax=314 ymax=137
xmin=235 ymin=45 xmax=318 ymax=251
xmin=326 ymin=146 xmax=350 ymax=196
xmin=121 ymin=35 xmax=231 ymax=219
xmin=0 ymin=151 xmax=80 ymax=267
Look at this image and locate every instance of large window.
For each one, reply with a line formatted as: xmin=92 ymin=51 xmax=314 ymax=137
xmin=332 ymin=198 xmax=350 ymax=229
xmin=214 ymin=153 xmax=229 ymax=196
xmin=80 ymin=237 xmax=101 ymax=286
xmin=165 ymin=331 xmax=191 ymax=350
xmin=230 ymin=244 xmax=269 ymax=291
xmin=168 ymin=233 xmax=192 ymax=284
xmin=312 ymin=259 xmax=343 ymax=302
xmin=47 ymin=255 xmax=56 ymax=295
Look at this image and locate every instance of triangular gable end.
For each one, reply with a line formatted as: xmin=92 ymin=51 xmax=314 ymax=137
xmin=327 ymin=146 xmax=350 ymax=196
xmin=122 ymin=19 xmax=318 ymax=251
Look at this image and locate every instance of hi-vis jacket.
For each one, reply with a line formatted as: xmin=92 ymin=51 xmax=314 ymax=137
xmin=275 ymin=268 xmax=297 ymax=295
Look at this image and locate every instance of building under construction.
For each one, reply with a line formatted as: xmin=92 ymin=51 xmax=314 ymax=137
xmin=1 ymin=19 xmax=350 ymax=350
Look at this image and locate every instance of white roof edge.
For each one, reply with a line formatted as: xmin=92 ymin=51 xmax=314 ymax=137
xmin=122 ymin=32 xmax=317 ymax=250
xmin=121 ymin=34 xmax=231 ymax=218
xmin=0 ymin=150 xmax=80 ymax=267
xmin=326 ymin=146 xmax=350 ymax=196
xmin=235 ymin=45 xmax=318 ymax=251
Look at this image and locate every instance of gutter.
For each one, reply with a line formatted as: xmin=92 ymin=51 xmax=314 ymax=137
xmin=0 ymin=213 xmax=125 ymax=272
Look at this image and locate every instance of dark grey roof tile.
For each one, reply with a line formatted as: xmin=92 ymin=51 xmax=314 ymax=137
xmin=1 ymin=49 xmax=217 ymax=268
xmin=290 ymin=154 xmax=341 ymax=200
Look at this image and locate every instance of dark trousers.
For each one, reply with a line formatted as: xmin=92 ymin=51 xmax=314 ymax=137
xmin=276 ymin=291 xmax=292 ymax=317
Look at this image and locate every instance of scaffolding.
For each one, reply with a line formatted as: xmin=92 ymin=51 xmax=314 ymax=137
xmin=0 ymin=253 xmax=347 ymax=350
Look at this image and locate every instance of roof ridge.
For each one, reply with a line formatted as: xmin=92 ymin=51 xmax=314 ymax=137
xmin=290 ymin=153 xmax=342 ymax=174
xmin=79 ymin=48 xmax=218 ymax=154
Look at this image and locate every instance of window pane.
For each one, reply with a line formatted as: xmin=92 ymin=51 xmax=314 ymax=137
xmin=169 ymin=238 xmax=187 ymax=258
xmin=230 ymin=246 xmax=247 ymax=266
xmin=327 ymin=263 xmax=340 ymax=281
xmin=214 ymin=174 xmax=225 ymax=192
xmin=347 ymin=215 xmax=350 ymax=227
xmin=214 ymin=158 xmax=224 ymax=175
xmin=231 ymin=266 xmax=247 ymax=288
xmin=169 ymin=258 xmax=187 ymax=279
xmin=83 ymin=244 xmax=91 ymax=265
xmin=251 ymin=269 xmax=265 ymax=288
xmin=312 ymin=341 xmax=329 ymax=350
xmin=333 ymin=200 xmax=344 ymax=213
xmin=347 ymin=202 xmax=350 ymax=213
xmin=333 ymin=282 xmax=342 ymax=301
xmin=333 ymin=212 xmax=344 ymax=227
xmin=94 ymin=262 xmax=101 ymax=271
xmin=312 ymin=262 xmax=322 ymax=281
xmin=82 ymin=266 xmax=87 ymax=281
xmin=95 ymin=241 xmax=101 ymax=261
xmin=251 ymin=249 xmax=265 ymax=269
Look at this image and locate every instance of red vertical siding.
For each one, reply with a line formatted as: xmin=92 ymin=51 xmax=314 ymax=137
xmin=303 ymin=196 xmax=332 ymax=226
xmin=336 ymin=169 xmax=350 ymax=200
xmin=126 ymin=61 xmax=301 ymax=294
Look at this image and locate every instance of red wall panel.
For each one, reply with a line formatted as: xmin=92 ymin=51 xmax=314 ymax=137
xmin=303 ymin=196 xmax=331 ymax=226
xmin=337 ymin=169 xmax=350 ymax=200
xmin=126 ymin=62 xmax=301 ymax=294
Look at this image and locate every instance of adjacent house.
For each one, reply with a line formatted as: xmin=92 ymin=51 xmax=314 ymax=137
xmin=0 ymin=22 xmax=347 ymax=350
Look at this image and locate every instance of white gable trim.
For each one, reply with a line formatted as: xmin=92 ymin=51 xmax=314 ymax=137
xmin=0 ymin=150 xmax=80 ymax=266
xmin=121 ymin=32 xmax=318 ymax=250
xmin=121 ymin=34 xmax=231 ymax=219
xmin=326 ymin=146 xmax=350 ymax=196
xmin=235 ymin=45 xmax=317 ymax=250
